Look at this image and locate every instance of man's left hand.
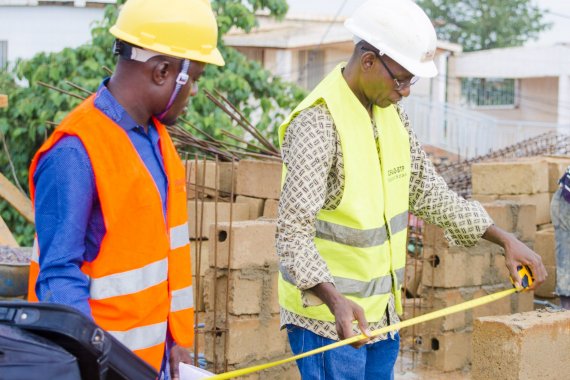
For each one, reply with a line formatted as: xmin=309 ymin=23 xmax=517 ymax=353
xmin=169 ymin=344 xmax=194 ymax=380
xmin=483 ymin=224 xmax=547 ymax=290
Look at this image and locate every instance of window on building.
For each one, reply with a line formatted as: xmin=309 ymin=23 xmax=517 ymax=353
xmin=461 ymin=78 xmax=518 ymax=108
xmin=298 ymin=49 xmax=324 ymax=90
xmin=0 ymin=41 xmax=7 ymax=70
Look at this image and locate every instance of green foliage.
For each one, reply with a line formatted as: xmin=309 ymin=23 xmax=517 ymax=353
xmin=0 ymin=0 xmax=305 ymax=245
xmin=417 ymin=0 xmax=552 ymax=52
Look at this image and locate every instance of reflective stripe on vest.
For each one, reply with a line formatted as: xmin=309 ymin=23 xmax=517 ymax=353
xmin=170 ymin=223 xmax=189 ymax=250
xmin=109 ymin=321 xmax=168 ymax=351
xmin=89 ymin=258 xmax=168 ymax=300
xmin=171 ymin=285 xmax=194 ymax=312
xmin=315 ymin=211 xmax=408 ymax=248
xmin=280 ymin=266 xmax=405 ymax=298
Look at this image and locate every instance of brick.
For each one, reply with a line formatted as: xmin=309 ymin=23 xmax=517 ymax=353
xmin=421 ymin=241 xmax=501 ymax=288
xmin=263 ymin=199 xmax=279 ymax=219
xmin=185 ymin=160 xmax=238 ymax=198
xmin=190 ymin=240 xmax=209 ymax=276
xmin=482 ymin=201 xmax=536 ymax=241
xmin=204 ymin=315 xmax=288 ymax=365
xmin=542 ymin=155 xmax=570 ymax=192
xmin=499 ymin=192 xmax=551 ymax=225
xmin=471 ymin=193 xmax=499 ymax=203
xmin=418 ymin=332 xmax=472 ymax=372
xmin=208 ymin=220 xmax=278 ymax=269
xmin=422 ymin=223 xmax=449 ymax=250
xmin=472 ymin=310 xmax=570 ymax=380
xmin=472 ymin=160 xmax=548 ymax=195
xmin=0 ymin=94 xmax=7 ymax=108
xmin=236 ymin=195 xmax=265 ymax=219
xmin=535 ymin=265 xmax=557 ymax=298
xmin=235 ymin=160 xmax=282 ymax=199
xmin=418 ymin=284 xmax=511 ymax=334
xmin=203 ymin=268 xmax=264 ymax=315
xmin=402 ymin=257 xmax=423 ymax=297
xmin=511 ymin=290 xmax=534 ymax=314
xmin=188 ymin=201 xmax=250 ymax=238
xmin=535 ymin=229 xmax=555 ymax=267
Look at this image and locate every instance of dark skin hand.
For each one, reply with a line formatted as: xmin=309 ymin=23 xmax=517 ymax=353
xmin=311 ymin=282 xmax=372 ymax=348
xmin=169 ymin=344 xmax=194 ymax=380
xmin=482 ymin=224 xmax=547 ymax=290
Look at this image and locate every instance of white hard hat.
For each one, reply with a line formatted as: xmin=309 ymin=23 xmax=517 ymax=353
xmin=345 ymin=0 xmax=438 ymax=78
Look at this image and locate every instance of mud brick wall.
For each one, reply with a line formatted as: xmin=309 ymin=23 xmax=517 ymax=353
xmin=472 ymin=310 xmax=570 ymax=380
xmin=414 ymin=199 xmax=536 ymax=372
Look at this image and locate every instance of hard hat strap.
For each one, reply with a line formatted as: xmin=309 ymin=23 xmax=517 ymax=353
xmin=157 ymin=59 xmax=191 ymax=121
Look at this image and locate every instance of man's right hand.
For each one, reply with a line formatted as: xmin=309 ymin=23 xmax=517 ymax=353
xmin=311 ymin=282 xmax=371 ymax=348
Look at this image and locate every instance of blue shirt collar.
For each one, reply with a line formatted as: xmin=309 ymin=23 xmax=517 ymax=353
xmin=94 ymin=78 xmax=154 ymax=132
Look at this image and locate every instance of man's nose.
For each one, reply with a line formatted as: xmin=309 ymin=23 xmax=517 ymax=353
xmin=398 ymin=86 xmax=411 ymax=98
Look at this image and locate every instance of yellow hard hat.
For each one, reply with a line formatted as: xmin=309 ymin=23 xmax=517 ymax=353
xmin=110 ymin=0 xmax=225 ymax=66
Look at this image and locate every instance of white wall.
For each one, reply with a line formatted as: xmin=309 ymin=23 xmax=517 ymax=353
xmin=0 ymin=6 xmax=105 ymax=64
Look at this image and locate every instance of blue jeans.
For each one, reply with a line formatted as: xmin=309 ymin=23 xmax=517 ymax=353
xmin=551 ymin=189 xmax=570 ymax=301
xmin=286 ymin=325 xmax=399 ymax=380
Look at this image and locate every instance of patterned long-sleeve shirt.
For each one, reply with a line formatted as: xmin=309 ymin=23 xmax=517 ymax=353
xmin=276 ymin=100 xmax=493 ymax=341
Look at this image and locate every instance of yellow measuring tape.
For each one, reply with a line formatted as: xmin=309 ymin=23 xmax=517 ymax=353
xmin=206 ymin=287 xmax=521 ymax=379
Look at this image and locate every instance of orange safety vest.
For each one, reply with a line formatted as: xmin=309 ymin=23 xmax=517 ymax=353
xmin=28 ymin=95 xmax=194 ymax=370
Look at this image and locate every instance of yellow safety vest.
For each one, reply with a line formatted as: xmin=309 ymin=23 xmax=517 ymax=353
xmin=278 ymin=64 xmax=410 ymax=322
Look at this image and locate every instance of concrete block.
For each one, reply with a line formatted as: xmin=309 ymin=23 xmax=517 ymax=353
xmin=422 ymin=241 xmax=501 ymax=288
xmin=403 ymin=257 xmax=423 ymax=297
xmin=235 ymin=160 xmax=282 ymax=199
xmin=511 ymin=290 xmax=534 ymax=314
xmin=236 ymin=195 xmax=265 ymax=219
xmin=471 ymin=193 xmax=499 ymax=203
xmin=418 ymin=332 xmax=472 ymax=372
xmin=203 ymin=269 xmax=264 ymax=315
xmin=499 ymin=192 xmax=551 ymax=225
xmin=185 ymin=160 xmax=238 ymax=198
xmin=472 ymin=310 xmax=570 ymax=380
xmin=205 ymin=315 xmax=288 ymax=365
xmin=535 ymin=265 xmax=557 ymax=298
xmin=535 ymin=229 xmax=556 ymax=267
xmin=188 ymin=201 xmax=250 ymax=238
xmin=263 ymin=199 xmax=279 ymax=219
xmin=543 ymin=155 xmax=570 ymax=192
xmin=482 ymin=201 xmax=536 ymax=242
xmin=208 ymin=220 xmax=278 ymax=269
xmin=472 ymin=160 xmax=548 ymax=195
xmin=268 ymin=271 xmax=280 ymax=314
xmin=190 ymin=240 xmax=209 ymax=277
xmin=422 ymin=223 xmax=449 ymax=250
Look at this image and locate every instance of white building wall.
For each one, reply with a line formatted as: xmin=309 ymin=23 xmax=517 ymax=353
xmin=0 ymin=6 xmax=105 ymax=64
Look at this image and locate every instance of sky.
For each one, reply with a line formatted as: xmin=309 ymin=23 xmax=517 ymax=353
xmin=285 ymin=0 xmax=570 ymax=47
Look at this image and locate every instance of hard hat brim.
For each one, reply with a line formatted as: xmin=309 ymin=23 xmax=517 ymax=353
xmin=110 ymin=26 xmax=225 ymax=66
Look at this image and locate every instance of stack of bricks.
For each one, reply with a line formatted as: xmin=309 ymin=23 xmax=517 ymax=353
xmin=471 ymin=156 xmax=570 ymax=300
xmin=413 ymin=206 xmax=536 ymax=372
xmin=472 ymin=309 xmax=570 ymax=379
xmin=410 ymin=155 xmax=570 ymax=372
xmin=186 ymin=159 xmax=299 ymax=378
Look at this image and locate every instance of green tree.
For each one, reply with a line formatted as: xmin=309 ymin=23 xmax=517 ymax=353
xmin=417 ymin=0 xmax=552 ymax=51
xmin=0 ymin=0 xmax=305 ymax=245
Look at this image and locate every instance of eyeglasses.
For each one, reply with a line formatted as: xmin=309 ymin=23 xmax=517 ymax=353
xmin=361 ymin=47 xmax=419 ymax=91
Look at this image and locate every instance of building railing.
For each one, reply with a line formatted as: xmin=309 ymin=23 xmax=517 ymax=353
xmin=402 ymin=97 xmax=570 ymax=159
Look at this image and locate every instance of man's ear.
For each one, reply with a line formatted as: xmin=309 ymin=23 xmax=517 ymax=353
xmin=151 ymin=60 xmax=173 ymax=86
xmin=361 ymin=52 xmax=375 ymax=72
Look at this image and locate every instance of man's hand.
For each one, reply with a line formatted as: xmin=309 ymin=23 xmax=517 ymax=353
xmin=311 ymin=283 xmax=371 ymax=348
xmin=483 ymin=224 xmax=547 ymax=290
xmin=169 ymin=344 xmax=193 ymax=380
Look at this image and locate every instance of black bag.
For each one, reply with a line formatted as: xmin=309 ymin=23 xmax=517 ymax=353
xmin=0 ymin=301 xmax=158 ymax=380
xmin=0 ymin=324 xmax=81 ymax=380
